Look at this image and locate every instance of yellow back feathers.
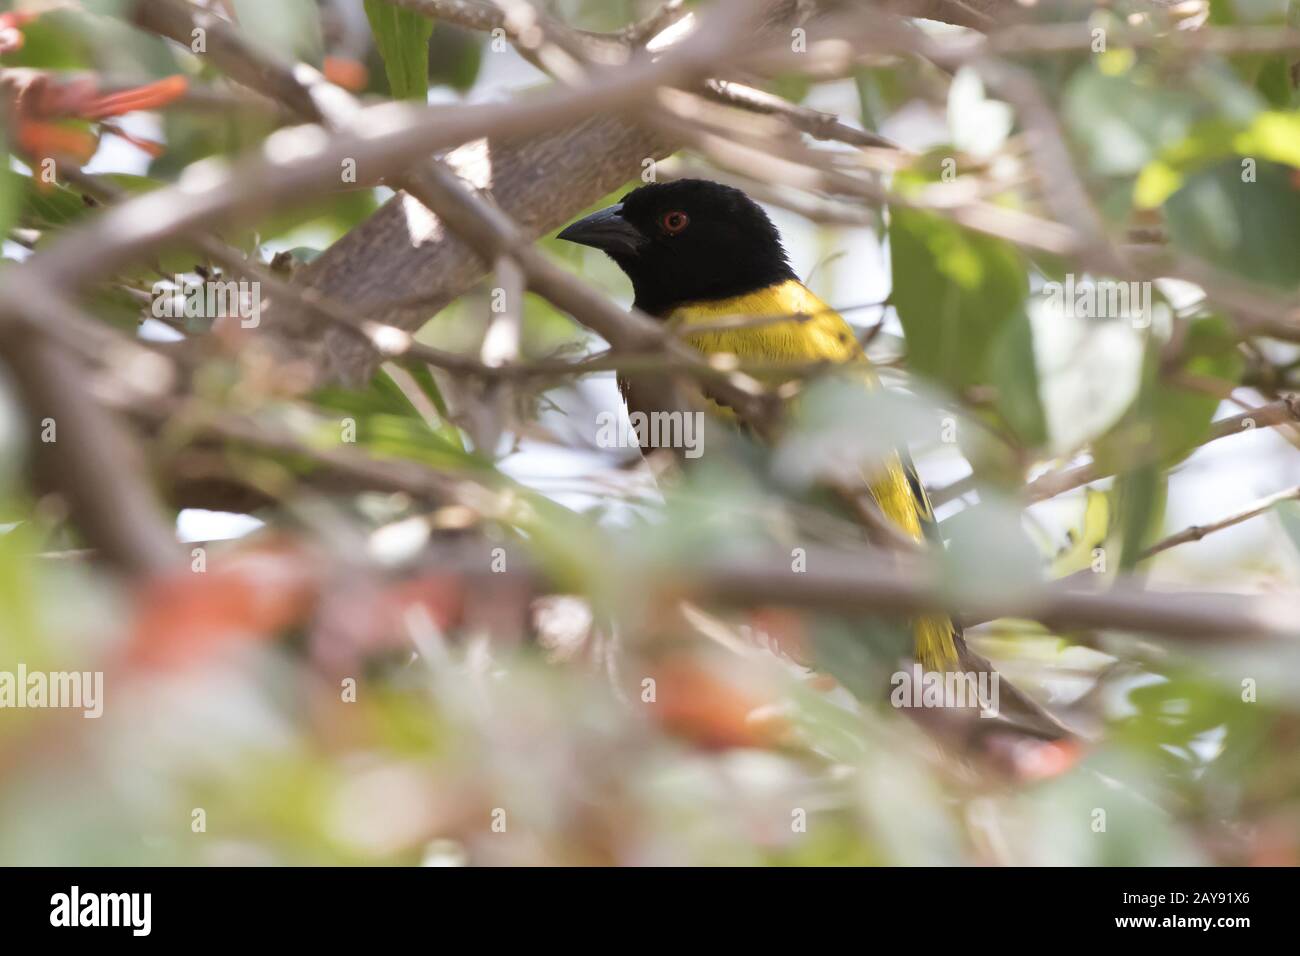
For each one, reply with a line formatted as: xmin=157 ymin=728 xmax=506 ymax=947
xmin=667 ymin=279 xmax=961 ymax=672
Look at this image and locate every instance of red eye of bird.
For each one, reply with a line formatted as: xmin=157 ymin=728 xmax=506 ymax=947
xmin=661 ymin=211 xmax=689 ymax=234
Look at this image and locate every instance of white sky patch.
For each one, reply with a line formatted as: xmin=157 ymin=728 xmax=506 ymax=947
xmin=138 ymin=318 xmax=185 ymax=342
xmin=399 ymin=191 xmax=444 ymax=247
xmin=84 ymin=112 xmax=160 ymax=176
xmin=176 ymin=510 xmax=264 ymax=543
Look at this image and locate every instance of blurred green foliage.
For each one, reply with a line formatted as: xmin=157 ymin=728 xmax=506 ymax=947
xmin=0 ymin=0 xmax=1298 ymax=868
xmin=364 ymin=0 xmax=434 ymax=100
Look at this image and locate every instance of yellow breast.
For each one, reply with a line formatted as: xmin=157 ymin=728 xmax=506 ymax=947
xmin=667 ymin=280 xmax=868 ymax=368
xmin=667 ymin=279 xmax=958 ymax=670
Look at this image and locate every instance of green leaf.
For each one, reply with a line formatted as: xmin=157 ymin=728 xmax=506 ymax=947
xmin=1095 ymin=314 xmax=1240 ymax=478
xmin=1094 ymin=315 xmax=1239 ymax=569
xmin=1134 ymin=111 xmax=1300 ymax=208
xmin=314 ymin=370 xmax=467 ymax=462
xmin=1063 ymin=68 xmax=1201 ymax=177
xmin=1210 ymin=0 xmax=1290 ymax=25
xmin=2 ymin=11 xmax=91 ymax=70
xmin=352 ymin=414 xmax=473 ymax=470
xmin=401 ymin=364 xmax=453 ymax=423
xmin=1046 ymin=489 xmax=1112 ymax=578
xmin=239 ymin=188 xmax=381 ymax=247
xmin=8 ymin=173 xmax=92 ymax=232
xmin=364 ymin=0 xmax=434 ymax=101
xmin=1150 ymin=315 xmax=1244 ymax=462
xmin=774 ymin=377 xmax=945 ymax=488
xmin=5 ymin=173 xmax=200 ymax=279
xmin=0 ymin=140 xmax=17 ymax=241
xmin=768 ymin=73 xmax=812 ymax=105
xmin=320 ymin=383 xmax=440 ymax=438
xmin=855 ymin=68 xmax=906 ymax=133
xmin=151 ymin=107 xmax=272 ymax=180
xmin=1113 ymin=463 xmax=1166 ymax=570
xmin=1132 ymin=118 xmax=1241 ymax=208
xmin=0 ymin=521 xmax=44 ymax=668
xmin=987 ymin=311 xmax=1048 ymax=448
xmin=231 ymin=0 xmax=323 ymax=65
xmin=9 ymin=7 xmax=180 ymax=76
xmin=1165 ymin=159 xmax=1300 ymax=291
xmin=940 ymin=496 xmax=1042 ymax=601
xmin=811 ymin=618 xmax=909 ymax=702
xmin=888 ymin=208 xmax=1028 ymax=392
xmin=5 ymin=172 xmax=156 ymax=232
xmin=1252 ymin=56 xmax=1295 ymax=109
xmin=1278 ymin=500 xmax=1300 ymax=556
xmin=427 ymin=24 xmax=483 ymax=92
xmin=1238 ymin=111 xmax=1300 ymax=166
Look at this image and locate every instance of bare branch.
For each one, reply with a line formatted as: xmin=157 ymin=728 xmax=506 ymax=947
xmin=1023 ymin=398 xmax=1300 ymax=504
xmin=1140 ymin=484 xmax=1300 ymax=561
xmin=682 ymin=549 xmax=1300 ymax=643
xmin=0 ymin=283 xmax=180 ymax=572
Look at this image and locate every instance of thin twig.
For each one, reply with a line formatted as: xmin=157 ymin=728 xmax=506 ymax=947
xmin=1139 ymin=484 xmax=1300 ymax=561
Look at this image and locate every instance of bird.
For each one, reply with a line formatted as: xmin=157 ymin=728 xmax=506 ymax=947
xmin=558 ymin=178 xmax=962 ymax=672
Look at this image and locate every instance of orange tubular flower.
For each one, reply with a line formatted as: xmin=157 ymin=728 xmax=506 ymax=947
xmin=4 ymin=70 xmax=188 ymax=168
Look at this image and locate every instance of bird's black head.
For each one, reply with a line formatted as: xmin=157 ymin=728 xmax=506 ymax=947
xmin=556 ymin=179 xmax=796 ymax=317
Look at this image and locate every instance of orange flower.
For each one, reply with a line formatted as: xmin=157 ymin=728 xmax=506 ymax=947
xmin=647 ymin=656 xmax=788 ymax=750
xmin=128 ymin=547 xmax=320 ymax=670
xmin=323 ymin=56 xmax=368 ymax=92
xmin=4 ymin=71 xmax=188 ymax=168
xmin=80 ymin=74 xmax=188 ymax=120
xmin=15 ymin=121 xmax=96 ymax=164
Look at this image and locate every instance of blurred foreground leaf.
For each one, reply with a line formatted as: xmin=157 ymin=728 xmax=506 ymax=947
xmin=889 ymin=209 xmax=1029 ymax=393
xmin=364 ymin=0 xmax=435 ymax=101
xmin=1165 ymin=160 xmax=1300 ymax=290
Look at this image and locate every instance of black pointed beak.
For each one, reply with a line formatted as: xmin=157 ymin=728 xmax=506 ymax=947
xmin=557 ymin=203 xmax=645 ymax=256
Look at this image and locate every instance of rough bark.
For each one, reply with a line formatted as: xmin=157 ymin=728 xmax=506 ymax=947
xmin=288 ymin=0 xmax=1029 ymax=386
xmin=298 ymin=114 xmax=675 ymax=384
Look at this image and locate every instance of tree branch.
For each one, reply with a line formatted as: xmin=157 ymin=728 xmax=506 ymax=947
xmin=1139 ymin=484 xmax=1300 ymax=561
xmin=0 ymin=283 xmax=180 ymax=572
xmin=679 ymin=549 xmax=1300 ymax=643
